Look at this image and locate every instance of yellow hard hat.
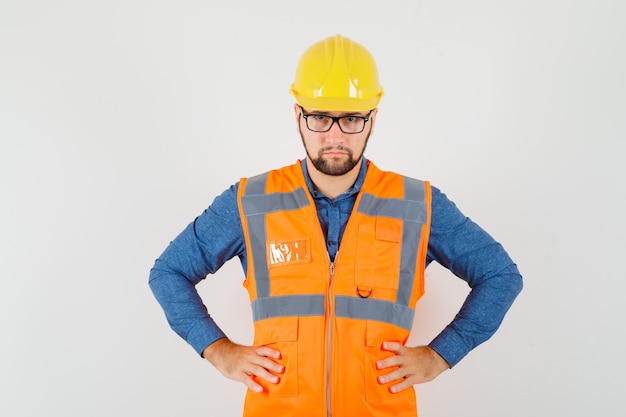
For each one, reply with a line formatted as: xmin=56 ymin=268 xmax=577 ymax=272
xmin=290 ymin=34 xmax=384 ymax=112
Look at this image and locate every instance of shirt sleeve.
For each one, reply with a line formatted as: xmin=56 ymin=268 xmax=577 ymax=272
xmin=148 ymin=183 xmax=246 ymax=356
xmin=426 ymin=186 xmax=523 ymax=368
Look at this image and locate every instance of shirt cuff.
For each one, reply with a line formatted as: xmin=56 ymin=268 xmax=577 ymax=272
xmin=428 ymin=327 xmax=472 ymax=368
xmin=186 ymin=318 xmax=228 ymax=356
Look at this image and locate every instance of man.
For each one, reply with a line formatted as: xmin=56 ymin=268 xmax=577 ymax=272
xmin=149 ymin=34 xmax=522 ymax=417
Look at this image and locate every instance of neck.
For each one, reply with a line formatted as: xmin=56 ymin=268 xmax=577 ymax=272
xmin=306 ymin=158 xmax=362 ymax=200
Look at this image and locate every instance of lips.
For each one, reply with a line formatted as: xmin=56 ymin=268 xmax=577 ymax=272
xmin=321 ymin=147 xmax=350 ymax=157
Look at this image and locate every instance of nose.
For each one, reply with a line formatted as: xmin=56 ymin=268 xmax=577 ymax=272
xmin=324 ymin=120 xmax=345 ymax=143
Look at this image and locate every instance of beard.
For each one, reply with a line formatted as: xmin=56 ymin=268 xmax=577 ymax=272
xmin=309 ymin=145 xmax=360 ymax=176
xmin=299 ymin=126 xmax=371 ymax=176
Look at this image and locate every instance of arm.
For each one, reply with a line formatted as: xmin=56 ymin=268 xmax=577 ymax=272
xmin=425 ymin=186 xmax=523 ymax=367
xmin=148 ymin=184 xmax=285 ymax=390
xmin=377 ymin=186 xmax=523 ymax=391
xmin=148 ymin=184 xmax=245 ymax=355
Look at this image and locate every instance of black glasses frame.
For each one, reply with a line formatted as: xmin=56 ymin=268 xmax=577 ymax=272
xmin=299 ymin=106 xmax=373 ymax=134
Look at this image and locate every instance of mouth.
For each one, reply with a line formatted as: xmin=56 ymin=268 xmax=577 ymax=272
xmin=321 ymin=147 xmax=350 ymax=157
xmin=323 ymin=151 xmax=347 ymax=157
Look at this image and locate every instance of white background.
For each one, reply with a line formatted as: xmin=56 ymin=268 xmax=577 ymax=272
xmin=1 ymin=1 xmax=624 ymax=416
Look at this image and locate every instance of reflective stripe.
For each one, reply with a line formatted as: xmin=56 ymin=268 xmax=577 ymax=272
xmin=398 ymin=219 xmax=421 ymax=306
xmin=242 ymin=173 xmax=270 ymax=298
xmin=242 ymin=187 xmax=310 ymax=216
xmin=244 ymin=172 xmax=268 ymax=195
xmin=403 ymin=176 xmax=426 ymax=203
xmin=334 ymin=296 xmax=415 ymax=331
xmin=252 ymin=295 xmax=416 ymax=330
xmin=356 ymin=193 xmax=427 ymax=223
xmin=247 ymin=214 xmax=270 ymax=298
xmin=397 ymin=177 xmax=426 ymax=306
xmin=252 ymin=294 xmax=326 ymax=321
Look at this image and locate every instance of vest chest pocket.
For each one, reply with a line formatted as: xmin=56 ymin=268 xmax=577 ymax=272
xmin=252 ymin=315 xmax=299 ymax=397
xmin=355 ymin=219 xmax=403 ymax=290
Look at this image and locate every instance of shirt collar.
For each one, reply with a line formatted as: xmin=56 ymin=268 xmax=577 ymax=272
xmin=301 ymin=157 xmax=368 ymax=201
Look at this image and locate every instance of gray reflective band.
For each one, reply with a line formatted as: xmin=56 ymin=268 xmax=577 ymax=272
xmin=403 ymin=176 xmax=426 ymax=205
xmin=242 ymin=173 xmax=270 ymax=298
xmin=397 ymin=176 xmax=426 ymax=305
xmin=252 ymin=294 xmax=415 ymax=330
xmin=397 ymin=219 xmax=421 ymax=305
xmin=247 ymin=214 xmax=270 ymax=298
xmin=334 ymin=296 xmax=415 ymax=331
xmin=356 ymin=192 xmax=426 ymax=223
xmin=242 ymin=187 xmax=310 ymax=216
xmin=252 ymin=294 xmax=326 ymax=321
xmin=244 ymin=172 xmax=269 ymax=195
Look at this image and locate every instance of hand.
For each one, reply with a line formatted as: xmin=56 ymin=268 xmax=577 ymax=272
xmin=202 ymin=338 xmax=284 ymax=393
xmin=375 ymin=342 xmax=450 ymax=393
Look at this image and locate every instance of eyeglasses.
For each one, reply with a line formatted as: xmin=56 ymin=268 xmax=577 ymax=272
xmin=299 ymin=106 xmax=372 ymax=134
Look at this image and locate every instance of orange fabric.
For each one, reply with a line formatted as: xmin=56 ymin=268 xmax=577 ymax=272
xmin=237 ymin=161 xmax=431 ymax=417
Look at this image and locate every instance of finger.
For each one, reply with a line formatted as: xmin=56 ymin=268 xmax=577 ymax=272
xmin=388 ymin=378 xmax=413 ymax=394
xmin=381 ymin=341 xmax=403 ymax=353
xmin=376 ymin=353 xmax=401 ymax=370
xmin=253 ymin=353 xmax=285 ymax=374
xmin=242 ymin=374 xmax=265 ymax=393
xmin=377 ymin=366 xmax=406 ymax=385
xmin=246 ymin=364 xmax=281 ymax=385
xmin=254 ymin=357 xmax=285 ymax=374
xmin=255 ymin=345 xmax=282 ymax=360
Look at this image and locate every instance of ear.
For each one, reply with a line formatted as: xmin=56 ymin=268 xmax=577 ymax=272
xmin=293 ymin=103 xmax=302 ymax=133
xmin=368 ymin=108 xmax=379 ymax=136
xmin=293 ymin=103 xmax=301 ymax=120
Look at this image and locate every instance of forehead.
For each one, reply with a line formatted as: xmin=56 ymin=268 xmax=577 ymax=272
xmin=301 ymin=107 xmax=370 ymax=117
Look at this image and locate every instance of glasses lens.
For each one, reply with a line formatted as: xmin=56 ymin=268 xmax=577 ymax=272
xmin=338 ymin=116 xmax=365 ymax=133
xmin=306 ymin=115 xmax=332 ymax=132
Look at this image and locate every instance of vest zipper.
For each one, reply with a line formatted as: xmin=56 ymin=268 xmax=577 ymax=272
xmin=326 ymin=259 xmax=335 ymax=417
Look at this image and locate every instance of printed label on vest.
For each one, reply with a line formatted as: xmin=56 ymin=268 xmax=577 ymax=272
xmin=268 ymin=239 xmax=310 ymax=266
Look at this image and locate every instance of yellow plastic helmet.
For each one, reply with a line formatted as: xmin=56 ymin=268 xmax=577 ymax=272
xmin=290 ymin=34 xmax=384 ymax=112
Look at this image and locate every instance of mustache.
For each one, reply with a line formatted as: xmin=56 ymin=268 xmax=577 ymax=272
xmin=320 ymin=145 xmax=351 ymax=153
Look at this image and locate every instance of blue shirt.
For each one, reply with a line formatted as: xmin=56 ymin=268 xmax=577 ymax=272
xmin=149 ymin=158 xmax=522 ymax=367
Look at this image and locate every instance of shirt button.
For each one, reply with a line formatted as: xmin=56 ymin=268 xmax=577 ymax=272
xmin=328 ymin=241 xmax=337 ymax=246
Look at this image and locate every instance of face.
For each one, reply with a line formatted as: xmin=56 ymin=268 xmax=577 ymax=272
xmin=295 ymin=104 xmax=377 ymax=177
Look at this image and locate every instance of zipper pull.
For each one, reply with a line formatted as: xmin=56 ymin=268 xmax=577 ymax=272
xmin=330 ymin=261 xmax=335 ymax=276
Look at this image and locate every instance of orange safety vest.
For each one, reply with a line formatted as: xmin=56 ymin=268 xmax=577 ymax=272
xmin=237 ymin=160 xmax=432 ymax=417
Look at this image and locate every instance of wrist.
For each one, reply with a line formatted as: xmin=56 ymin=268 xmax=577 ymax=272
xmin=202 ymin=337 xmax=229 ymax=362
xmin=427 ymin=345 xmax=451 ymax=371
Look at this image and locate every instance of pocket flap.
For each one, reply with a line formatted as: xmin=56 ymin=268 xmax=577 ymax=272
xmin=254 ymin=316 xmax=298 ymax=345
xmin=375 ymin=217 xmax=402 ymax=242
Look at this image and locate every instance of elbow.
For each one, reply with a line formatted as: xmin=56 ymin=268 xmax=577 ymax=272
xmin=516 ymin=273 xmax=524 ymax=295
xmin=511 ymin=266 xmax=524 ymax=297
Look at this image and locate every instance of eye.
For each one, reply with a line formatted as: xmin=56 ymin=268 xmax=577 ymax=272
xmin=343 ymin=116 xmax=358 ymax=123
xmin=313 ymin=115 xmax=329 ymax=121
